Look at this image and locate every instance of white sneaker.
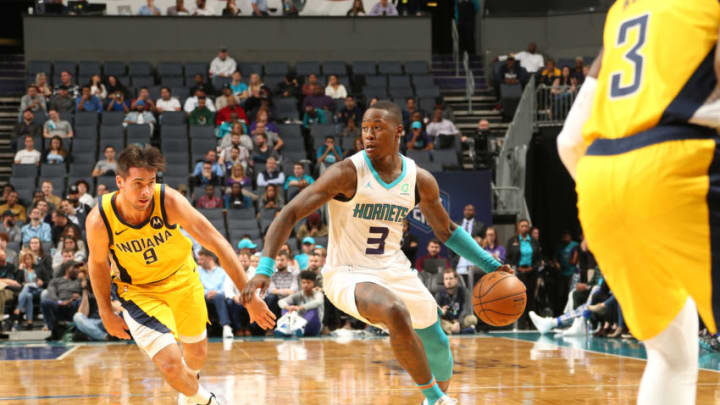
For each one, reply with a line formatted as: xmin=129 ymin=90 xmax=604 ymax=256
xmin=421 ymin=395 xmax=457 ymax=405
xmin=222 ymin=325 xmax=233 ymax=340
xmin=529 ymin=311 xmax=556 ymax=334
xmin=559 ymin=317 xmax=587 ymax=337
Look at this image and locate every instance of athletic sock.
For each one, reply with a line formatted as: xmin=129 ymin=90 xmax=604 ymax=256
xmin=558 ymin=304 xmax=588 ymax=326
xmin=417 ymin=376 xmax=444 ymax=404
xmin=188 ymin=385 xmax=212 ymax=404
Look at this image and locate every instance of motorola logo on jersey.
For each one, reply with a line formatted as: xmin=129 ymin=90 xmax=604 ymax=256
xmin=150 ymin=216 xmax=164 ymax=229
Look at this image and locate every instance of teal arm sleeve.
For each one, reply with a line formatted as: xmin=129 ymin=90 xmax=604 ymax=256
xmin=444 ymin=226 xmax=501 ymax=274
xmin=255 ymin=256 xmax=275 ymax=277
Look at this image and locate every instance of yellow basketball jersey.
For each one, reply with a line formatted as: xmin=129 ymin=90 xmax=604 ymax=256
xmin=583 ymin=0 xmax=720 ymax=143
xmin=98 ymin=184 xmax=194 ymax=285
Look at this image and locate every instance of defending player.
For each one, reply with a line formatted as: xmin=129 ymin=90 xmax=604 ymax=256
xmin=242 ymin=101 xmax=512 ymax=405
xmin=86 ymin=145 xmax=275 ymax=405
xmin=557 ymin=1 xmax=720 ymax=404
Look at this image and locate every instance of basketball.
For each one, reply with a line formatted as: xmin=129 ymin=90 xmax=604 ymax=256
xmin=473 ymin=272 xmax=527 ymax=327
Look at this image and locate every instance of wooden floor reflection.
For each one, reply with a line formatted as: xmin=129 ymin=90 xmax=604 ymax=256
xmin=1 ymin=335 xmax=720 ymax=404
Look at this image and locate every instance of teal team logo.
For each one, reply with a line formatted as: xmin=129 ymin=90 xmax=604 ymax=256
xmin=409 ymin=189 xmax=450 ymax=234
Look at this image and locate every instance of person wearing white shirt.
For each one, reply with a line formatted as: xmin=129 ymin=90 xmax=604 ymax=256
xmin=193 ymin=0 xmax=215 ymax=15
xmin=324 ymin=75 xmax=347 ymax=99
xmin=167 ymin=0 xmax=191 ymax=15
xmin=184 ymin=89 xmax=216 ymax=113
xmin=209 ymin=48 xmax=237 ymax=78
xmin=223 ymin=251 xmax=254 ymax=336
xmin=425 ymin=109 xmax=459 ymax=138
xmin=499 ymin=43 xmax=545 ymax=74
xmin=14 ymin=136 xmax=41 ymax=165
xmin=155 ymin=87 xmax=182 ymax=113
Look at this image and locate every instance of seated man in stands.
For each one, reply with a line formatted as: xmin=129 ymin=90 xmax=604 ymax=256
xmin=43 ymin=109 xmax=73 ymax=139
xmin=189 ymin=74 xmax=215 ymax=98
xmin=184 ymin=89 xmax=216 ymax=114
xmin=49 ymin=85 xmax=75 ymax=113
xmin=0 ymin=211 xmax=22 ymax=244
xmin=41 ymin=262 xmax=83 ymax=341
xmin=368 ymin=0 xmax=398 ymax=15
xmin=0 ymin=191 xmax=27 ymax=223
xmin=336 ymin=95 xmax=362 ymax=127
xmin=92 ymin=146 xmax=117 ymax=177
xmin=276 ymin=74 xmax=300 ymax=99
xmin=426 ymin=108 xmax=459 ymax=141
xmin=53 ymin=71 xmax=79 ymax=98
xmin=41 ymin=180 xmax=62 ymax=209
xmin=75 ymin=86 xmax=102 ymax=113
xmin=316 ymin=136 xmax=343 ymax=170
xmin=264 ymin=251 xmax=298 ymax=318
xmin=193 ymin=161 xmax=222 ymax=187
xmin=302 ymin=74 xmax=320 ymax=97
xmin=123 ymin=100 xmax=156 ymax=133
xmin=195 ymin=184 xmax=223 ymax=209
xmin=215 ymin=95 xmax=248 ymax=126
xmin=192 ymin=149 xmax=224 ymax=177
xmin=13 ymin=109 xmax=42 ymax=152
xmin=405 ymin=121 xmax=433 ymax=151
xmin=277 ymin=270 xmax=324 ymax=337
xmin=402 ymin=98 xmax=425 ymax=129
xmin=197 ymin=249 xmax=234 ymax=339
xmin=155 ymin=87 xmax=182 ymax=113
xmin=256 ymin=156 xmax=285 ymax=188
xmin=72 ymin=267 xmax=123 ymax=341
xmin=21 ymin=207 xmax=52 ymax=245
xmin=20 ymin=85 xmax=46 ymax=116
xmin=284 ymin=162 xmax=314 ymax=201
xmin=131 ymin=87 xmax=157 ymax=113
xmin=302 ymin=85 xmax=333 ymax=111
xmin=415 ymin=239 xmax=450 ymax=272
xmin=251 ymin=121 xmax=283 ymax=152
xmin=189 ymin=96 xmax=215 ymax=126
xmin=14 ymin=135 xmax=41 ymax=166
xmin=435 ymin=268 xmax=477 ymax=335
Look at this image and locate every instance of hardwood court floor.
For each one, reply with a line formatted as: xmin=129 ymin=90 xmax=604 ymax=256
xmin=1 ymin=333 xmax=720 ymax=404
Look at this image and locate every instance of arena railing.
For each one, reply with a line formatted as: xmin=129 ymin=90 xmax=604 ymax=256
xmin=463 ymin=51 xmax=474 ymax=113
xmin=535 ymin=84 xmax=578 ymax=126
xmin=452 ymin=19 xmax=460 ymax=77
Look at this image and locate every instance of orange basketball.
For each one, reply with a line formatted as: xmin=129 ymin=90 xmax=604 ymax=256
xmin=473 ymin=272 xmax=527 ymax=327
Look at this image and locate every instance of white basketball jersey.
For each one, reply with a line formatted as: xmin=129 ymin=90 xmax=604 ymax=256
xmin=326 ymin=151 xmax=417 ymax=269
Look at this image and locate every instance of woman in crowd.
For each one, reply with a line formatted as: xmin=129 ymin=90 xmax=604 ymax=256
xmin=52 ymin=234 xmax=86 ymax=272
xmin=250 ymin=107 xmax=279 ymax=134
xmin=28 ymin=237 xmax=52 ymax=274
xmin=43 ymin=136 xmax=68 ymax=165
xmin=325 ymin=75 xmax=347 ymax=99
xmin=230 ymin=71 xmax=249 ymax=102
xmin=34 ymin=73 xmax=52 ymax=99
xmin=505 ymin=219 xmax=542 ymax=329
xmin=260 ymin=184 xmax=283 ymax=213
xmin=224 ymin=182 xmax=249 ymax=210
xmin=296 ymin=211 xmax=328 ymax=240
xmin=12 ymin=249 xmax=52 ymax=330
xmin=89 ymin=74 xmax=107 ymax=101
xmin=248 ymin=73 xmax=264 ymax=97
xmin=347 ymin=0 xmax=366 ymax=16
xmin=481 ymin=226 xmax=505 ymax=262
xmin=227 ymin=163 xmax=252 ymax=189
xmin=348 ymin=136 xmax=364 ymax=156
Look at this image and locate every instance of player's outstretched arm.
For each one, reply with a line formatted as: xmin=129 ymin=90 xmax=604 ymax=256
xmin=86 ymin=207 xmax=131 ymax=340
xmin=241 ymin=159 xmax=357 ymax=304
xmin=416 ymin=167 xmax=511 ymax=275
xmin=163 ymin=186 xmax=276 ymax=329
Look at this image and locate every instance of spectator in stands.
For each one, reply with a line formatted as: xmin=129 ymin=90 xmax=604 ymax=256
xmin=193 ymin=0 xmax=215 ymax=15
xmin=250 ymin=108 xmax=279 ymax=133
xmin=76 ymin=86 xmax=102 ymax=113
xmin=250 ymin=0 xmax=269 ymax=16
xmin=295 ymin=212 xmax=328 ymax=240
xmin=223 ymin=252 xmax=252 ymax=336
xmin=276 ymin=74 xmax=300 ymax=99
xmin=13 ymin=110 xmax=42 ymax=151
xmin=193 ymin=149 xmax=224 ymax=177
xmin=53 ymin=232 xmax=86 ymax=266
xmin=14 ymin=135 xmax=41 ymax=166
xmin=230 ymin=71 xmax=249 ymax=101
xmin=92 ymin=145 xmax=117 ymax=177
xmin=401 ymin=219 xmax=419 ymax=263
xmin=124 ymin=100 xmax=156 ymax=133
xmin=224 ymin=182 xmax=247 ymax=209
xmin=54 ymin=71 xmax=79 ymax=98
xmin=43 ymin=136 xmax=67 ymax=165
xmin=251 ymin=132 xmax=276 ymax=164
xmin=303 ymin=85 xmax=334 ymax=111
xmin=131 ymin=87 xmax=156 ymax=112
xmin=0 ymin=233 xmax=17 ymax=266
xmin=284 ymin=162 xmax=314 ymax=201
xmin=220 ymin=126 xmax=253 ymax=158
xmin=215 ymin=96 xmax=248 ymax=126
xmin=138 ymin=0 xmax=161 ymax=15
xmin=34 ymin=73 xmax=52 ymax=99
xmin=74 ymin=180 xmax=94 ymax=208
xmin=189 ymin=96 xmax=215 ymax=126
xmin=337 ymin=95 xmax=362 ymax=127
xmin=348 ymin=136 xmax=364 ymax=156
xmin=500 ymin=55 xmax=523 ymax=87
xmin=28 ymin=236 xmax=51 ymax=271
xmin=405 ymin=121 xmax=432 ymax=151
xmin=21 ymin=207 xmax=51 ymax=245
xmin=155 ymin=87 xmax=181 ymax=113
xmin=95 ymin=184 xmax=108 ymax=205
xmin=0 ymin=249 xmax=21 ymax=334
xmin=415 ymin=239 xmax=450 ymax=272
xmin=43 ymin=109 xmax=73 ymax=139
xmin=458 ymin=204 xmax=485 ymax=238
xmin=195 ymin=184 xmax=223 ymax=209
xmin=551 ymin=230 xmax=579 ymax=314
xmin=509 ymin=42 xmax=544 ymax=74
xmin=436 ymin=268 xmax=477 ymax=335
xmin=72 ymin=270 xmax=122 ymax=341
xmin=217 ymin=112 xmax=247 ymax=141
xmin=222 ymin=0 xmax=241 ymax=16
xmin=402 ymin=98 xmax=425 ymax=129
xmin=303 ymin=105 xmax=327 ymax=128
xmin=219 ymin=144 xmax=250 ymax=174
xmin=167 ymin=0 xmax=190 ymax=15
xmin=41 ymin=180 xmax=62 ymax=209
xmin=34 ymin=200 xmax=51 ymax=223
xmin=193 ymin=161 xmax=222 ymax=187
xmin=60 ymin=199 xmax=85 ymax=230
xmin=13 ymin=248 xmax=51 ymax=330
xmin=325 ymin=75 xmax=347 ymax=99
xmin=185 ymin=89 xmax=216 ymax=114
xmin=316 ymin=135 xmax=343 ymax=169
xmin=481 ymin=226 xmax=505 ymax=262
xmin=49 ymin=86 xmax=75 ymax=113
xmin=226 ymin=163 xmax=252 ymax=189
xmin=0 ymin=212 xmax=21 ymax=244
xmin=368 ymin=0 xmax=398 ymax=15
xmin=264 ymin=251 xmax=298 ymax=317
xmin=261 ymin=184 xmax=283 ymax=212
xmin=66 ymin=186 xmax=91 ymax=221
xmin=20 ymin=85 xmax=47 ymax=116
xmin=302 ymin=74 xmax=319 ymax=97
xmin=540 ymin=59 xmax=561 ymax=87
xmin=346 ymin=0 xmax=366 ymax=16
xmin=506 ymin=219 xmax=541 ymax=329
xmin=248 ymin=73 xmax=264 ymax=97
xmin=50 ymin=211 xmax=71 ymax=245
xmin=572 ymin=57 xmax=586 ymax=83
xmin=214 ymin=86 xmax=234 ymax=111
xmin=277 ymin=270 xmax=323 ymax=336
xmin=189 ymin=75 xmax=216 ymax=98
xmin=210 ymin=47 xmax=237 ymax=78
xmin=89 ymin=75 xmax=107 ymax=101
xmin=293 ymin=237 xmax=314 ymax=270
xmin=342 ymin=118 xmax=360 ymax=143
xmin=196 ymin=249 xmax=233 ymax=338
xmin=426 ymin=108 xmax=459 ymax=139
xmin=257 ymin=156 xmax=285 ymax=187
xmin=41 ymin=262 xmax=82 ymax=340
xmin=106 ymin=89 xmax=130 ymax=113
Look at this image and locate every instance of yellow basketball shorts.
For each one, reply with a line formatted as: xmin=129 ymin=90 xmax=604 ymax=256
xmin=576 ymin=124 xmax=720 ymax=341
xmin=113 ymin=264 xmax=208 ymax=357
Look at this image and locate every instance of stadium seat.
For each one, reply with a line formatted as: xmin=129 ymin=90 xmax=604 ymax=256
xmin=103 ymin=62 xmax=127 ymax=77
xmin=389 ymin=75 xmax=411 ymax=88
xmin=28 ymin=61 xmax=52 ymax=77
xmin=274 ymin=98 xmax=300 ymax=121
xmin=364 ymin=75 xmax=387 ymax=88
xmin=69 ymin=163 xmax=94 ymax=177
xmin=101 ymin=111 xmax=124 ymax=126
xmin=264 ymin=62 xmax=289 ymax=76
xmin=40 ymin=163 xmax=66 ymax=178
xmin=59 ymin=112 xmax=73 ymax=124
xmin=277 ymin=124 xmax=302 ymax=139
xmin=189 ymin=126 xmax=214 ymax=139
xmin=363 ymin=87 xmax=389 ymax=100
xmin=97 ymin=176 xmax=118 ymax=191
xmin=433 ymin=149 xmax=460 ymax=169
xmin=161 ymin=77 xmax=185 ymax=88
xmin=72 ymin=152 xmax=96 ymax=165
xmin=412 ymin=75 xmax=435 ymax=89
xmin=227 ymin=208 xmax=256 ymax=220
xmin=163 ymin=176 xmax=188 ymax=189
xmin=10 ymin=177 xmax=36 ymax=191
xmin=164 ymin=153 xmax=189 ymax=166
xmin=74 ymin=126 xmax=97 ymax=140
xmin=416 ymin=86 xmax=440 ymax=98
xmin=160 ymin=111 xmax=186 ymax=126
xmin=162 ymin=139 xmax=189 ymax=154
xmin=171 ymin=87 xmax=190 ymax=104
xmin=162 ymin=125 xmax=187 ymax=140
xmin=352 ymin=61 xmax=377 ymax=76
xmin=54 ymin=61 xmax=77 ymax=77
xmin=129 ymin=61 xmax=153 ymax=77
xmin=212 ymin=76 xmax=232 ymax=90
xmin=282 ymin=138 xmax=305 ymax=153
xmin=405 ymin=61 xmax=429 ymax=75
xmin=184 ymin=62 xmax=207 ymax=80
xmin=127 ymin=125 xmax=152 ymax=145
xmin=130 ymin=76 xmax=154 ymax=88
xmin=263 ymin=75 xmax=285 ymax=91
xmin=229 ymin=228 xmax=260 ymax=241
xmin=238 ymin=62 xmax=262 ymax=77
xmin=75 ymin=112 xmax=99 ymax=127
xmin=378 ymin=61 xmax=403 ymax=75
xmin=165 ymin=163 xmax=189 ymax=176
xmin=43 ymin=137 xmax=71 ymax=152
xmin=157 ymin=62 xmax=183 ymax=77
xmin=11 ymin=164 xmax=38 ymax=178
xmin=72 ymin=138 xmax=97 ymax=155
xmin=78 ymin=61 xmax=101 ymax=77
xmin=296 ymin=61 xmax=320 ymax=76
xmin=322 ymin=61 xmax=346 ymax=76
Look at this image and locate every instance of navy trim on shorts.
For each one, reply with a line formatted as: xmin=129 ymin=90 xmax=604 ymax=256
xmin=117 ymin=296 xmax=172 ymax=334
xmin=586 ymin=124 xmax=717 ymax=156
xmin=708 ymin=138 xmax=720 ymax=331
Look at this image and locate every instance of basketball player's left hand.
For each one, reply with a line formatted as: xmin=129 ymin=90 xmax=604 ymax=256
xmin=496 ymin=264 xmax=515 ymax=274
xmin=246 ymin=296 xmax=276 ymax=330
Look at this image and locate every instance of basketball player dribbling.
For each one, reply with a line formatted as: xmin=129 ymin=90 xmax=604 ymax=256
xmin=86 ymin=145 xmax=276 ymax=405
xmin=242 ymin=101 xmax=513 ymax=405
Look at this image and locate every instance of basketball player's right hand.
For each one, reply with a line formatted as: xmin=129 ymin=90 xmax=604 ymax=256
xmin=496 ymin=264 xmax=515 ymax=275
xmin=101 ymin=310 xmax=131 ymax=340
xmin=246 ymin=295 xmax=276 ymax=330
xmin=241 ymin=274 xmax=271 ymax=304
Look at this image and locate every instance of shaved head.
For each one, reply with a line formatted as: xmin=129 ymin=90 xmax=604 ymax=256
xmin=367 ymin=100 xmax=402 ymax=126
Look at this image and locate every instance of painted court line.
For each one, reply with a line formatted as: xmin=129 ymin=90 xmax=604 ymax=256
xmin=55 ymin=345 xmax=79 ymax=361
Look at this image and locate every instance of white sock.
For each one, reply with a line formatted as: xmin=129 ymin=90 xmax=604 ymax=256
xmin=188 ymin=385 xmax=212 ymax=404
xmin=637 ymin=297 xmax=698 ymax=405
